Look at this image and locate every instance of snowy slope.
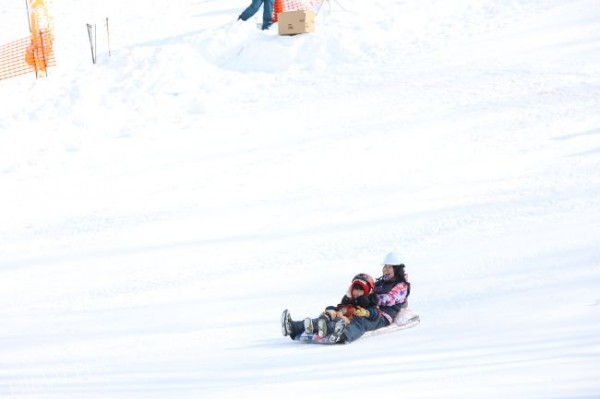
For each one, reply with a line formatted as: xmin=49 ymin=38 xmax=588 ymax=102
xmin=1 ymin=0 xmax=599 ymax=398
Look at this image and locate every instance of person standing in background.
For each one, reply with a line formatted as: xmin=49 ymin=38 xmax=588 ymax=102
xmin=238 ymin=0 xmax=274 ymax=30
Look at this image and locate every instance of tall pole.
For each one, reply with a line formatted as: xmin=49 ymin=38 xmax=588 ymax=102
xmin=25 ymin=0 xmax=32 ymax=32
xmin=39 ymin=30 xmax=48 ymax=76
xmin=106 ymin=17 xmax=111 ymax=56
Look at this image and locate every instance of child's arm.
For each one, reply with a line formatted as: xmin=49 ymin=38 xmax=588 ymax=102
xmin=339 ymin=294 xmax=352 ymax=305
xmin=377 ymin=282 xmax=409 ymax=306
xmin=354 ymin=294 xmax=378 ymax=308
xmin=353 ymin=305 xmax=380 ymax=321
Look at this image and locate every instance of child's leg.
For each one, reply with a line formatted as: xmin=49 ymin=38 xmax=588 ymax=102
xmin=316 ymin=315 xmax=330 ymax=337
xmin=290 ymin=320 xmax=305 ymax=339
xmin=304 ymin=318 xmax=318 ymax=334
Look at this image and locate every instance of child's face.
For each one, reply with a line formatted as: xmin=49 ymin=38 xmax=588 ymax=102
xmin=351 ymin=287 xmax=365 ymax=298
xmin=382 ymin=265 xmax=395 ymax=280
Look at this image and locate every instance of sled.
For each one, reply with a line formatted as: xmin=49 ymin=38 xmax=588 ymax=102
xmin=294 ymin=308 xmax=420 ymax=344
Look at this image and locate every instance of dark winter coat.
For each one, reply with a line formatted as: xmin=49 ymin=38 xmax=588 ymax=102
xmin=374 ymin=278 xmax=409 ymax=324
xmin=327 ymin=293 xmax=380 ymax=321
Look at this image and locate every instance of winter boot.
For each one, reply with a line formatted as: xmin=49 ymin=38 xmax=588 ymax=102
xmin=281 ymin=309 xmax=294 ymax=337
xmin=304 ymin=318 xmax=314 ymax=335
xmin=328 ymin=318 xmax=347 ymax=344
xmin=317 ymin=318 xmax=328 ymax=338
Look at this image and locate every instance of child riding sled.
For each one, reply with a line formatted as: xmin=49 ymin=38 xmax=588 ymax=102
xmin=281 ymin=273 xmax=380 ymax=343
xmin=281 ymin=252 xmax=412 ymax=344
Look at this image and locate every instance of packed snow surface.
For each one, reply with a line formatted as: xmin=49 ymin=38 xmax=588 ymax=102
xmin=1 ymin=0 xmax=599 ymax=398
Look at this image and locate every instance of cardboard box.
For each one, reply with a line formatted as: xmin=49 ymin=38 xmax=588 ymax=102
xmin=277 ymin=10 xmax=315 ymax=35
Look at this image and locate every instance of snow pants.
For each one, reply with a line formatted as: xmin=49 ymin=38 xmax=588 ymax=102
xmin=290 ymin=316 xmax=389 ymax=343
xmin=289 ymin=316 xmax=329 ymax=339
xmin=342 ymin=316 xmax=390 ymax=343
xmin=289 ymin=319 xmax=305 ymax=340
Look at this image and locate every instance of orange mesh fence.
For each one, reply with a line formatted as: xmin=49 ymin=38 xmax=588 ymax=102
xmin=273 ymin=0 xmax=283 ymax=22
xmin=0 ymin=32 xmax=55 ymax=81
xmin=273 ymin=0 xmax=326 ymax=21
xmin=0 ymin=37 xmax=34 ymax=81
xmin=0 ymin=0 xmax=54 ymax=81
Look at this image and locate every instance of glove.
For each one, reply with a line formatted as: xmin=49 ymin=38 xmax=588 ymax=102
xmin=354 ymin=307 xmax=370 ymax=317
